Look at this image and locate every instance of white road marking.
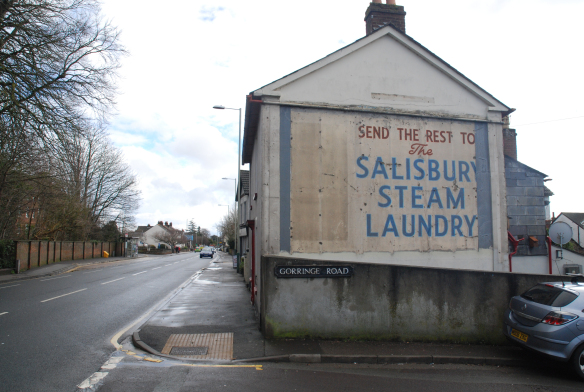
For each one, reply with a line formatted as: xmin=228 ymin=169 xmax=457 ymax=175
xmin=152 ymin=267 xmax=161 ymax=270
xmin=101 ymin=277 xmax=125 ymax=285
xmin=77 ymin=371 xmax=109 ymax=389
xmin=164 ymin=264 xmax=172 ymax=267
xmin=0 ymin=312 xmax=8 ymax=316
xmin=40 ymin=275 xmax=71 ymax=282
xmin=41 ymin=288 xmax=87 ymax=303
xmin=0 ymin=284 xmax=20 ymax=289
xmin=132 ymin=271 xmax=148 ymax=276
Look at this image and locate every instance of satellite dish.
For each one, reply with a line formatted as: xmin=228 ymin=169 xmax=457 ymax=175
xmin=549 ymin=222 xmax=573 ymax=246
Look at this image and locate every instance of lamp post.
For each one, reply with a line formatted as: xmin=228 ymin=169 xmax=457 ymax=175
xmin=214 ymin=105 xmax=241 ymax=261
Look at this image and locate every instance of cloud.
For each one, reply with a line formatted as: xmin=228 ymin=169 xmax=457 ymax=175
xmin=100 ymin=0 xmax=584 ymax=232
xmin=199 ymin=6 xmax=225 ymax=22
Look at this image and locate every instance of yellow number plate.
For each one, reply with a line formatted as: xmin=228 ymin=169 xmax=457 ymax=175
xmin=511 ymin=328 xmax=528 ymax=342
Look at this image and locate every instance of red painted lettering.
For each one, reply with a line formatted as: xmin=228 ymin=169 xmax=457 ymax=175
xmin=409 ymin=143 xmax=433 ymax=156
xmin=373 ymin=126 xmax=381 ymax=139
xmin=382 ymin=127 xmax=389 ymax=139
xmin=358 ymin=125 xmax=365 ymax=138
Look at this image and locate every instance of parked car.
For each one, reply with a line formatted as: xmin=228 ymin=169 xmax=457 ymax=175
xmin=199 ymin=247 xmax=213 ymax=258
xmin=503 ymin=278 xmax=584 ymax=380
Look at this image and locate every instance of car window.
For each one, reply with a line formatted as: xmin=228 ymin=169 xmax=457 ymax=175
xmin=521 ymin=284 xmax=578 ymax=307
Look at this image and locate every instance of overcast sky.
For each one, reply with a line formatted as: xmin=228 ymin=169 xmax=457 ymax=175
xmin=99 ymin=0 xmax=584 ymax=234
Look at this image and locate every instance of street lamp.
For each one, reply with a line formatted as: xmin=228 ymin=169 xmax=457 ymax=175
xmin=214 ymin=104 xmax=241 ymax=261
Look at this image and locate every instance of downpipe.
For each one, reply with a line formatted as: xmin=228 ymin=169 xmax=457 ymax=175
xmin=508 ymin=231 xmax=524 ymax=273
xmin=247 ymin=220 xmax=256 ymax=305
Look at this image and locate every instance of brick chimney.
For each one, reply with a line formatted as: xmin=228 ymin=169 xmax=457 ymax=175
xmin=365 ymin=1 xmax=406 ymax=35
xmin=502 ymin=116 xmax=518 ymax=160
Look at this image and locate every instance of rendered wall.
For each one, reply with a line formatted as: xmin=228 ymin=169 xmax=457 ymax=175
xmin=513 ymin=245 xmax=584 ymax=275
xmin=288 ymin=108 xmax=481 ymax=253
xmin=261 ymin=256 xmax=565 ymax=344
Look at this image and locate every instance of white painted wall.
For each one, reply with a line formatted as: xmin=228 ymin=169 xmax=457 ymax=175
xmin=512 ymin=245 xmax=584 ymax=276
xmin=554 ymin=214 xmax=584 ymax=248
xmin=139 ymin=225 xmax=185 ymax=249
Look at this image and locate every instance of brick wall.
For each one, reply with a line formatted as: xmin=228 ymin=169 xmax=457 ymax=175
xmin=503 ymin=128 xmax=517 ymax=160
xmin=365 ymin=3 xmax=406 ymax=35
xmin=13 ymin=241 xmax=120 ymax=271
xmin=505 ymin=156 xmax=547 ymax=256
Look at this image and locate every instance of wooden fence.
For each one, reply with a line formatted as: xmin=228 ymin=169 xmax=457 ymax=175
xmin=15 ymin=241 xmax=124 ymax=271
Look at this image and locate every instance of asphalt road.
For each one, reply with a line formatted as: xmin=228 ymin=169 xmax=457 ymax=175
xmin=0 ymin=251 xmax=214 ymax=392
xmin=97 ymin=359 xmax=584 ymax=392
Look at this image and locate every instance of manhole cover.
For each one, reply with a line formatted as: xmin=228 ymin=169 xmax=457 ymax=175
xmin=170 ymin=346 xmax=208 ymax=356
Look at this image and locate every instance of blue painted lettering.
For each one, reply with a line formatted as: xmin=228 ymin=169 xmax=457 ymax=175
xmin=378 ymin=185 xmax=392 ymax=208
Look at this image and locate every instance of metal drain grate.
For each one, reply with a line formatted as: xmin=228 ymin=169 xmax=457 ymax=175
xmin=161 ymin=333 xmax=234 ymax=360
xmin=170 ymin=346 xmax=208 ymax=356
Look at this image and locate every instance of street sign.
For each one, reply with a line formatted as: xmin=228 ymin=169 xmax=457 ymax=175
xmin=274 ymin=265 xmax=353 ymax=278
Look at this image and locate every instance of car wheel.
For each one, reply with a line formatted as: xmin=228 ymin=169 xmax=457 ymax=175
xmin=200 ymin=255 xmax=202 ymax=258
xmin=571 ymin=344 xmax=584 ymax=380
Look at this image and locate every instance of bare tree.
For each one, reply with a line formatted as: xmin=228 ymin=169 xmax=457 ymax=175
xmin=0 ymin=0 xmax=128 ymax=239
xmin=217 ymin=204 xmax=236 ymax=248
xmin=152 ymin=228 xmax=188 ymax=252
xmin=41 ymin=127 xmax=141 ymax=239
xmin=0 ymin=0 xmax=125 ymax=136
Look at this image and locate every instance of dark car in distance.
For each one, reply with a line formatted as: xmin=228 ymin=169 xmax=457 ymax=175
xmin=199 ymin=247 xmax=213 ymax=258
xmin=503 ymin=277 xmax=584 ymax=380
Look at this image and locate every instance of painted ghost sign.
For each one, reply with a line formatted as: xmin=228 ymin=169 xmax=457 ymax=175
xmin=289 ymin=109 xmax=478 ymax=254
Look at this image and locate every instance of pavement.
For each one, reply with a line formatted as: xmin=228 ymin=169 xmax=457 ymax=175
xmin=131 ymin=252 xmax=538 ymax=367
xmin=0 ymin=250 xmax=538 ymax=367
xmin=0 ymin=253 xmax=150 ymax=283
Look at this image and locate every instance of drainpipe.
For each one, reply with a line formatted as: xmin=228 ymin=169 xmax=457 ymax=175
xmin=546 ymin=236 xmax=553 ymax=274
xmin=247 ymin=220 xmax=256 ymax=305
xmin=507 ymin=231 xmax=524 ymax=273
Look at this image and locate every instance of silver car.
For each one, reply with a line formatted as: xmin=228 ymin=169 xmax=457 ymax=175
xmin=503 ymin=278 xmax=584 ymax=380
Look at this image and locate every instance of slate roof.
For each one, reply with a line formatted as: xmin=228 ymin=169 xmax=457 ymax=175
xmin=240 ymin=170 xmax=250 ymax=196
xmin=560 ymin=213 xmax=584 ymax=230
xmin=504 ymin=155 xmax=548 ymax=178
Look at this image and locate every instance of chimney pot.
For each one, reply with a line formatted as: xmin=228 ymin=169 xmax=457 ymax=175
xmin=170 ymin=222 xmax=173 ymax=227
